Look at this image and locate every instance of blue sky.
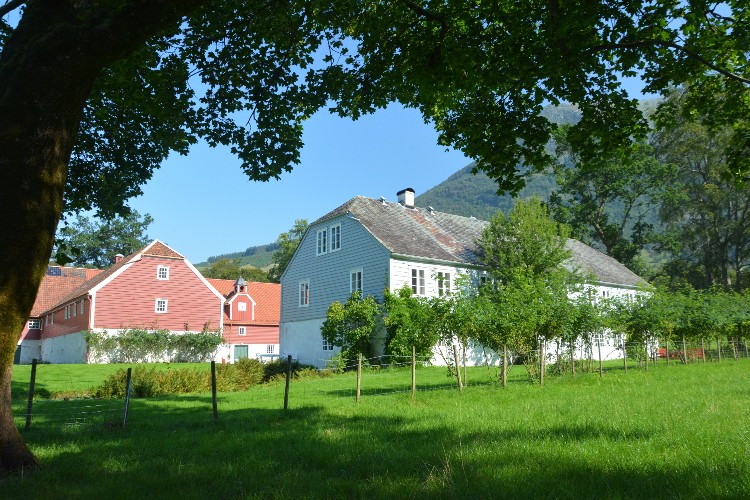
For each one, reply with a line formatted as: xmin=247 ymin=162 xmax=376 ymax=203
xmin=128 ymin=105 xmax=471 ymax=263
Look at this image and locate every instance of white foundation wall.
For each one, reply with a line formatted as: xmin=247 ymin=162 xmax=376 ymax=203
xmin=431 ymin=341 xmax=503 ymax=367
xmin=15 ymin=339 xmax=41 ymax=364
xmin=42 ymin=332 xmax=87 ymax=364
xmin=280 ymin=318 xmax=338 ymax=368
xmin=216 ymin=343 xmax=281 ymax=364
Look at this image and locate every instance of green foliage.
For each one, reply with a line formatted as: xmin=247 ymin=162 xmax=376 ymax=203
xmin=321 ymin=291 xmax=380 ymax=362
xmin=383 ymin=286 xmax=439 ymax=359
xmin=94 ymin=359 xmax=265 ymax=398
xmin=85 ymin=328 xmax=224 ymax=364
xmin=54 ymin=211 xmax=153 ymax=267
xmin=261 ymin=357 xmax=320 ymax=382
xmin=201 ymin=258 xmax=244 ymax=280
xmin=652 ymin=88 xmax=750 ymax=291
xmin=267 ymin=219 xmax=308 ymax=283
xmin=550 ymin=125 xmax=673 ymax=274
xmin=479 ymin=198 xmax=572 ymax=284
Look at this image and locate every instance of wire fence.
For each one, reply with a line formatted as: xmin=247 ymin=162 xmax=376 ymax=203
xmin=13 ymin=339 xmax=750 ymax=435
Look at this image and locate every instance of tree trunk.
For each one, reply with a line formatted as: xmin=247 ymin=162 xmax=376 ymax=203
xmin=0 ymin=0 xmax=209 ymax=472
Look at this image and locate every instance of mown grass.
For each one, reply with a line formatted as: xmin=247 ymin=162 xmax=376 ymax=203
xmin=5 ymin=360 xmax=750 ymax=499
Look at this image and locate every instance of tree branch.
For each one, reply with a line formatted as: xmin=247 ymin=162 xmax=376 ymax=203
xmin=590 ymin=39 xmax=750 ymax=85
xmin=0 ymin=0 xmax=25 ymax=19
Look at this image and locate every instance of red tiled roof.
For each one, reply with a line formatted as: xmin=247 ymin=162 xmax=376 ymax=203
xmin=143 ymin=240 xmax=184 ymax=259
xmin=30 ymin=268 xmax=103 ymax=316
xmin=207 ymin=278 xmax=280 ymax=325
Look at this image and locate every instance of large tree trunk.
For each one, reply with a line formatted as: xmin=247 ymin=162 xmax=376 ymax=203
xmin=0 ymin=0 xmax=209 ymax=473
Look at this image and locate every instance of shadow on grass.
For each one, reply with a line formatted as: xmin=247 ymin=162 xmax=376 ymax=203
xmin=2 ymin=391 xmax=740 ymax=499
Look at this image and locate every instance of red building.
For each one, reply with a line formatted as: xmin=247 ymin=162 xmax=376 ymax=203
xmin=20 ymin=240 xmax=226 ymax=363
xmin=207 ymin=278 xmax=280 ymax=362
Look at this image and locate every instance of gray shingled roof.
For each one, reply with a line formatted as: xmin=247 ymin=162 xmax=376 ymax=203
xmin=315 ymin=196 xmax=645 ymax=288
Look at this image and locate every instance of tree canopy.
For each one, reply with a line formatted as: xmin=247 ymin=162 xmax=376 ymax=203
xmin=54 ymin=211 xmax=153 ymax=268
xmin=1 ymin=0 xmax=749 ymax=473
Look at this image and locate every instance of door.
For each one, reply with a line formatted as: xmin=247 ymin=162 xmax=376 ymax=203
xmin=234 ymin=345 xmax=248 ymax=361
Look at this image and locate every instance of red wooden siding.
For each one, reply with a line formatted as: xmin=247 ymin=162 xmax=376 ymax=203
xmin=93 ymin=256 xmax=222 ymax=331
xmin=223 ymin=325 xmax=279 ymax=344
xmin=42 ymin=298 xmax=91 ymax=339
xmin=229 ymin=295 xmax=254 ymax=322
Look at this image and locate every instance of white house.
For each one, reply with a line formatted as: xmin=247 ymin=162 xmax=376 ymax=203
xmin=279 ymin=188 xmax=645 ymax=368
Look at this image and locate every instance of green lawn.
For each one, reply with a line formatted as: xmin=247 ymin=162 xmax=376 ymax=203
xmin=5 ymin=360 xmax=750 ymax=498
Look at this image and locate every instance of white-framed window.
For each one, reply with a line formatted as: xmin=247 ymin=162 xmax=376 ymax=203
xmin=238 ymin=326 xmax=246 ymax=336
xmin=44 ymin=315 xmax=48 ymax=326
xmin=592 ymin=333 xmax=605 ymax=346
xmin=157 ymin=265 xmax=169 ymax=280
xmin=72 ymin=303 xmax=77 ymax=317
xmin=28 ymin=319 xmax=41 ymax=330
xmin=299 ymin=281 xmax=309 ymax=307
xmin=266 ymin=344 xmax=276 ymax=354
xmin=411 ymin=269 xmax=425 ymax=295
xmin=316 ymin=228 xmax=328 ymax=255
xmin=350 ymin=269 xmax=363 ymax=293
xmin=238 ymin=301 xmax=247 ymax=312
xmin=64 ymin=305 xmax=70 ymax=320
xmin=322 ymin=338 xmax=334 ymax=351
xmin=437 ymin=272 xmax=451 ymax=296
xmin=330 ymin=224 xmax=341 ymax=252
xmin=79 ymin=300 xmax=84 ymax=315
xmin=155 ymin=298 xmax=168 ymax=313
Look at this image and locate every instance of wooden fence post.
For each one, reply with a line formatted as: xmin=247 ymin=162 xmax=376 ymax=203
xmin=570 ymin=342 xmax=575 ymax=378
xmin=502 ymin=344 xmax=508 ymax=388
xmin=211 ymin=361 xmax=218 ymax=423
xmin=702 ymin=338 xmax=706 ymax=363
xmin=123 ymin=367 xmax=132 ymax=428
xmin=356 ymin=353 xmax=362 ymax=403
xmin=623 ymin=339 xmax=628 ymax=373
xmin=284 ymin=354 xmax=292 ymax=410
xmin=682 ymin=336 xmax=688 ymax=364
xmin=453 ymin=344 xmax=463 ymax=393
xmin=540 ymin=339 xmax=545 ymax=386
xmin=24 ymin=358 xmax=37 ymax=431
xmin=411 ymin=346 xmax=416 ymax=401
xmin=717 ymin=337 xmax=722 ymax=362
xmin=598 ymin=340 xmax=603 ymax=378
xmin=745 ymin=339 xmax=749 ymax=359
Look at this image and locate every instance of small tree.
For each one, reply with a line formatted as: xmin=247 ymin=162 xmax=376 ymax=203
xmin=383 ymin=286 xmax=436 ymax=360
xmin=321 ymin=291 xmax=380 ymax=364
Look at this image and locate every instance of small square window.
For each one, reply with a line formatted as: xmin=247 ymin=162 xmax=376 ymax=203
xmin=266 ymin=344 xmax=275 ymax=354
xmin=238 ymin=301 xmax=247 ymax=311
xmin=238 ymin=326 xmax=246 ymax=336
xmin=157 ymin=266 xmax=169 ymax=280
xmin=322 ymin=338 xmax=334 ymax=351
xmin=155 ymin=299 xmax=168 ymax=313
xmin=28 ymin=319 xmax=41 ymax=330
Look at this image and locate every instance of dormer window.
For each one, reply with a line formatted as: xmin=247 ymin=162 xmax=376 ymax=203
xmin=238 ymin=302 xmax=247 ymax=312
xmin=157 ymin=266 xmax=169 ymax=280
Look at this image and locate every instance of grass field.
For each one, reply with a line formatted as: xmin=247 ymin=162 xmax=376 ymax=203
xmin=4 ymin=360 xmax=750 ymax=498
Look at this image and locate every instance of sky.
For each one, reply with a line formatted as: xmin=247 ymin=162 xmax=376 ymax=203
xmin=127 ymin=106 xmax=472 ymax=264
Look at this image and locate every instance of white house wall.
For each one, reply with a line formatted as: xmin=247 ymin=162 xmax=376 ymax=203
xmin=280 ymin=318 xmax=338 ymax=368
xmin=389 ymin=258 xmax=478 ymax=296
xmin=41 ymin=332 xmax=87 ymax=364
xmin=16 ymin=339 xmax=41 ymax=364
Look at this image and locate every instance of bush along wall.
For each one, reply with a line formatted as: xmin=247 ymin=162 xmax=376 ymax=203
xmin=84 ymin=328 xmax=224 ymax=364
